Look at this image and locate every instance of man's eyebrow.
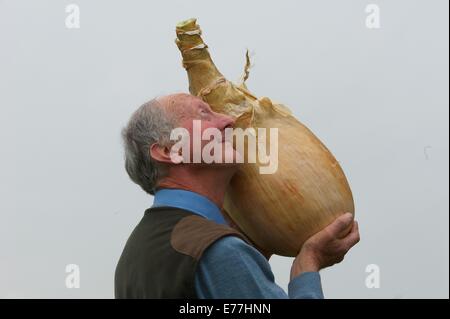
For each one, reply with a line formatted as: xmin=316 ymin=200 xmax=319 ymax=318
xmin=200 ymin=102 xmax=212 ymax=110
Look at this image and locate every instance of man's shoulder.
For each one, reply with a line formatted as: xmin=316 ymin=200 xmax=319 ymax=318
xmin=170 ymin=214 xmax=251 ymax=261
xmin=208 ymin=234 xmax=252 ymax=250
xmin=201 ymin=234 xmax=263 ymax=263
xmin=195 ymin=233 xmax=275 ymax=287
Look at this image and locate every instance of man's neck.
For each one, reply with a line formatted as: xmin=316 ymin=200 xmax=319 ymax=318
xmin=157 ymin=166 xmax=236 ymax=208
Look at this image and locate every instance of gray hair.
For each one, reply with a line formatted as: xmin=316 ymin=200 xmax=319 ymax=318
xmin=121 ymin=99 xmax=176 ymax=195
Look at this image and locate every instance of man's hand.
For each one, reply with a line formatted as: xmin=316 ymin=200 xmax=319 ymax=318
xmin=290 ymin=212 xmax=360 ymax=280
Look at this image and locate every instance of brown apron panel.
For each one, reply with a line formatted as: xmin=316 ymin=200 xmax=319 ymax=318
xmin=171 ymin=215 xmax=252 ymax=261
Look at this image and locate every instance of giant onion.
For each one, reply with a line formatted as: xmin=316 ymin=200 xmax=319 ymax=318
xmin=175 ymin=18 xmax=354 ymax=257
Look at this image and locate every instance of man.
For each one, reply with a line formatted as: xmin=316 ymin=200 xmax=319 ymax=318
xmin=115 ymin=93 xmax=360 ymax=298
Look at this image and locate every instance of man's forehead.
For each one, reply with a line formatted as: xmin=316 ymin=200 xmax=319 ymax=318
xmin=157 ymin=93 xmax=202 ymax=113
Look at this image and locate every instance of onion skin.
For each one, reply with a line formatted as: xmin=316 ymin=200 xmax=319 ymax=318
xmin=176 ymin=18 xmax=354 ymax=257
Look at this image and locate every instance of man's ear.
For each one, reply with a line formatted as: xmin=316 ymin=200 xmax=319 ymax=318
xmin=150 ymin=143 xmax=174 ymax=164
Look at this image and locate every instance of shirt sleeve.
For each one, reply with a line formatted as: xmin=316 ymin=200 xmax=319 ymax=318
xmin=194 ymin=235 xmax=324 ymax=299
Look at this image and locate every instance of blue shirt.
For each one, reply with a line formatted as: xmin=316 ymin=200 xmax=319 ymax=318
xmin=152 ymin=188 xmax=324 ymax=299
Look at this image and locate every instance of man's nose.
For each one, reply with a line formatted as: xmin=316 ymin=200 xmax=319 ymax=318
xmin=219 ymin=113 xmax=235 ymax=130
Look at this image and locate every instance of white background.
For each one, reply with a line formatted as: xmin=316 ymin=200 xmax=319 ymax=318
xmin=0 ymin=0 xmax=448 ymax=298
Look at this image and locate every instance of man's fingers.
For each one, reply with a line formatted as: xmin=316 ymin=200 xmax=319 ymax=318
xmin=347 ymin=220 xmax=359 ymax=235
xmin=328 ymin=212 xmax=354 ymax=237
xmin=352 ymin=220 xmax=359 ymax=234
xmin=342 ymin=221 xmax=360 ymax=249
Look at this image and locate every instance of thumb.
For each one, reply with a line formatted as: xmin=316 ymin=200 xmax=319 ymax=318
xmin=327 ymin=212 xmax=354 ymax=238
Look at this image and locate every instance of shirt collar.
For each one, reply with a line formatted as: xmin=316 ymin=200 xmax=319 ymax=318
xmin=152 ymin=188 xmax=228 ymax=225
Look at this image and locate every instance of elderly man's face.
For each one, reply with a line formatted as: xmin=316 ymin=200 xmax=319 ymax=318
xmin=162 ymin=94 xmax=240 ymax=166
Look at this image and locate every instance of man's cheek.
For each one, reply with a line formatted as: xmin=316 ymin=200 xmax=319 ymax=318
xmin=224 ymin=141 xmax=242 ymax=163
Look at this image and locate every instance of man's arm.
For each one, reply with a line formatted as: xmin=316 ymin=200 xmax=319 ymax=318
xmin=194 ymin=236 xmax=324 ymax=299
xmin=196 ymin=212 xmax=360 ymax=299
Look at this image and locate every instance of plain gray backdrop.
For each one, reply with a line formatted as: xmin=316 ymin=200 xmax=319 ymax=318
xmin=0 ymin=0 xmax=448 ymax=298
